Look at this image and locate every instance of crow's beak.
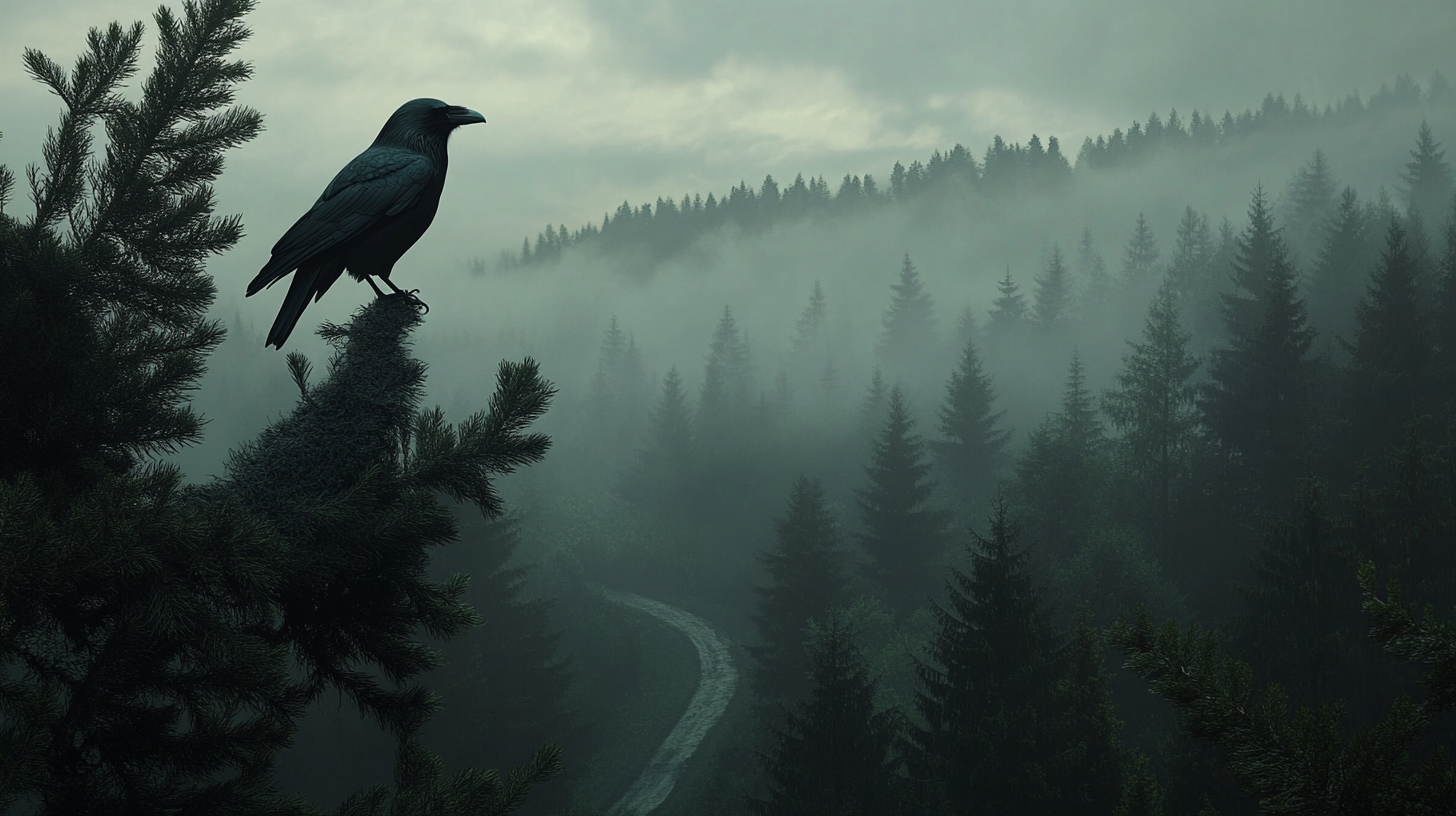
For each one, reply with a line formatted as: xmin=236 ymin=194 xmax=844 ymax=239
xmin=448 ymin=107 xmax=487 ymax=126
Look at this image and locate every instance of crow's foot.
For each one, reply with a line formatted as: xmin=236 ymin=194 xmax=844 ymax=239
xmin=390 ymin=288 xmax=430 ymax=315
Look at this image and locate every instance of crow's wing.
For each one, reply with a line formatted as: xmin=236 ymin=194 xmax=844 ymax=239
xmin=247 ymin=146 xmax=435 ymax=295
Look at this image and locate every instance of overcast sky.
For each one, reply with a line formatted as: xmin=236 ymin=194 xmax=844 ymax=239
xmin=1 ymin=0 xmax=1452 ymax=286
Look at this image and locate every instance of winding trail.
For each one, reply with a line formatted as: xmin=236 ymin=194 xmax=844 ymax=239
xmin=602 ymin=589 xmax=738 ymax=816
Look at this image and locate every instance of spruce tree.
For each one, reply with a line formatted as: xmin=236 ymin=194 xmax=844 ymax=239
xmin=858 ymin=368 xmax=888 ymax=441
xmin=1201 ymin=186 xmax=1316 ymax=510
xmin=1114 ymin=753 xmax=1166 ymax=816
xmin=856 ymin=388 xmax=951 ymax=616
xmin=1307 ymin=187 xmax=1373 ymax=348
xmin=1034 ymin=244 xmax=1072 ymax=331
xmin=878 ymin=253 xmax=937 ymax=375
xmin=1014 ymin=352 xmax=1106 ymax=563
xmin=1122 ymin=212 xmax=1161 ymax=291
xmin=988 ymin=265 xmax=1029 ymax=340
xmin=750 ymin=477 xmax=850 ymax=705
xmin=1282 ymin=149 xmax=1339 ymax=267
xmin=699 ymin=305 xmax=753 ymax=452
xmin=911 ymin=499 xmax=1062 ymax=815
xmin=792 ymin=279 xmax=828 ymax=354
xmin=932 ymin=333 xmax=1011 ymax=516
xmin=1051 ymin=612 xmax=1125 ymax=816
xmin=621 ymin=366 xmax=694 ymax=518
xmin=1102 ymin=279 xmax=1201 ymax=566
xmin=750 ymin=612 xmax=904 ymax=815
xmin=1403 ymin=121 xmax=1454 ymax=230
xmin=1166 ymin=206 xmax=1219 ymax=350
xmin=1078 ymin=227 xmax=1113 ymax=318
xmin=1436 ymin=195 xmax=1456 ymax=406
xmin=1344 ymin=218 xmax=1430 ymax=458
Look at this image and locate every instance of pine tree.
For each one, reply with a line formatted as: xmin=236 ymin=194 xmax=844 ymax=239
xmin=1201 ymin=186 xmax=1316 ymax=509
xmin=1034 ymin=244 xmax=1072 ymax=330
xmin=878 ymin=253 xmax=937 ymax=375
xmin=792 ymin=279 xmax=828 ymax=353
xmin=856 ymin=388 xmax=951 ymax=616
xmin=1078 ymin=227 xmax=1113 ymax=318
xmin=1307 ymin=187 xmax=1373 ymax=348
xmin=988 ymin=265 xmax=1029 ymax=340
xmin=621 ymin=366 xmax=694 ymax=518
xmin=750 ymin=611 xmax=904 ymax=815
xmin=699 ymin=305 xmax=753 ymax=451
xmin=1344 ymin=218 xmax=1430 ymax=458
xmin=1051 ymin=612 xmax=1125 ymax=816
xmin=1014 ymin=352 xmax=1106 ymax=563
xmin=1122 ymin=213 xmax=1161 ymax=291
xmin=858 ymin=367 xmax=888 ymax=441
xmin=1102 ymin=280 xmax=1202 ymax=566
xmin=1436 ymin=194 xmax=1456 ymax=405
xmin=1282 ymin=149 xmax=1339 ymax=268
xmin=911 ymin=499 xmax=1062 ymax=815
xmin=1166 ymin=206 xmax=1219 ymax=349
xmin=932 ymin=334 xmax=1011 ymax=516
xmin=1403 ymin=121 xmax=1454 ymax=231
xmin=750 ymin=477 xmax=850 ymax=705
xmin=1115 ymin=753 xmax=1166 ymax=816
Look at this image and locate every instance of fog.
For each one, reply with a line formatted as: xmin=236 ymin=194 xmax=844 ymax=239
xmin=6 ymin=0 xmax=1456 ymax=813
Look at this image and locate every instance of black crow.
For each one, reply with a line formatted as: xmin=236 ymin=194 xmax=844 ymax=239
xmin=247 ymin=98 xmax=486 ymax=349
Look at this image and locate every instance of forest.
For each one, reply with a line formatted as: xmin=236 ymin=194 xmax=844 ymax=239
xmin=3 ymin=1 xmax=1456 ymax=815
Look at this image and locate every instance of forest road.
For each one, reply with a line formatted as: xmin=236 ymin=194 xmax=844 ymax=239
xmin=603 ymin=589 xmax=738 ymax=816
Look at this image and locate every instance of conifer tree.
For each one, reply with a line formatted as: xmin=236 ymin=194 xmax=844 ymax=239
xmin=856 ymin=388 xmax=951 ymax=616
xmin=792 ymin=279 xmax=828 ymax=353
xmin=1403 ymin=121 xmax=1454 ymax=230
xmin=1102 ymin=280 xmax=1201 ymax=565
xmin=750 ymin=612 xmax=904 ymax=815
xmin=1014 ymin=352 xmax=1106 ymax=563
xmin=988 ymin=265 xmax=1029 ymax=340
xmin=699 ymin=305 xmax=753 ymax=451
xmin=1435 ymin=195 xmax=1456 ymax=405
xmin=1344 ymin=219 xmax=1430 ymax=458
xmin=858 ymin=368 xmax=888 ymax=440
xmin=1114 ymin=753 xmax=1166 ymax=816
xmin=1201 ymin=186 xmax=1316 ymax=510
xmin=1282 ymin=149 xmax=1339 ymax=267
xmin=1307 ymin=187 xmax=1372 ymax=348
xmin=878 ymin=253 xmax=937 ymax=375
xmin=1051 ymin=612 xmax=1125 ymax=816
xmin=1122 ymin=212 xmax=1161 ymax=290
xmin=1166 ymin=206 xmax=1219 ymax=349
xmin=911 ymin=499 xmax=1062 ymax=815
xmin=932 ymin=334 xmax=1011 ymax=515
xmin=750 ymin=478 xmax=850 ymax=705
xmin=1034 ymin=244 xmax=1072 ymax=330
xmin=1078 ymin=227 xmax=1113 ymax=318
xmin=621 ymin=366 xmax=694 ymax=517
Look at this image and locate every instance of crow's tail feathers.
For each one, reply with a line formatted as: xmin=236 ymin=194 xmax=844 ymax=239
xmin=263 ymin=259 xmax=346 ymax=349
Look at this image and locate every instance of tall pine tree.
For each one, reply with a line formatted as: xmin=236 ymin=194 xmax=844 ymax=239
xmin=932 ymin=333 xmax=1011 ymax=517
xmin=878 ymin=253 xmax=937 ymax=377
xmin=1034 ymin=244 xmax=1073 ymax=331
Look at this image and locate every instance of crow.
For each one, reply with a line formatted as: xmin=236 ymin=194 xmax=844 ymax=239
xmin=247 ymin=98 xmax=486 ymax=349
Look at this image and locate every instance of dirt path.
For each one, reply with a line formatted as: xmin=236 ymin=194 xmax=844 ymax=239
xmin=603 ymin=589 xmax=738 ymax=816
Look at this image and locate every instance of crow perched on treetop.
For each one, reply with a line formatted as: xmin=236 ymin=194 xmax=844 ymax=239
xmin=247 ymin=98 xmax=486 ymax=349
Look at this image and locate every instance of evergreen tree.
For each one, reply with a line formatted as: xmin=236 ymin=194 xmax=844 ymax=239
xmin=1307 ymin=187 xmax=1373 ymax=348
xmin=699 ymin=305 xmax=753 ymax=451
xmin=1436 ymin=195 xmax=1456 ymax=405
xmin=750 ymin=612 xmax=904 ymax=816
xmin=1051 ymin=612 xmax=1125 ymax=816
xmin=1344 ymin=218 xmax=1430 ymax=458
xmin=932 ymin=333 xmax=1011 ymax=515
xmin=878 ymin=253 xmax=937 ymax=375
xmin=1115 ymin=753 xmax=1166 ymax=816
xmin=1014 ymin=352 xmax=1106 ymax=563
xmin=1034 ymin=244 xmax=1073 ymax=330
xmin=858 ymin=368 xmax=888 ymax=441
xmin=911 ymin=499 xmax=1062 ymax=815
xmin=856 ymin=388 xmax=951 ymax=616
xmin=1122 ymin=213 xmax=1161 ymax=291
xmin=1282 ymin=149 xmax=1339 ymax=268
xmin=1201 ymin=186 xmax=1316 ymax=510
xmin=1078 ymin=227 xmax=1113 ymax=318
xmin=1166 ymin=206 xmax=1219 ymax=349
xmin=793 ymin=279 xmax=828 ymax=353
xmin=1403 ymin=121 xmax=1454 ymax=230
xmin=750 ymin=477 xmax=850 ymax=705
xmin=1102 ymin=280 xmax=1202 ymax=566
xmin=988 ymin=265 xmax=1029 ymax=340
xmin=621 ymin=366 xmax=694 ymax=518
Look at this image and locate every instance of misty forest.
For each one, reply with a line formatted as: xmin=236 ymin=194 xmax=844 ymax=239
xmin=5 ymin=1 xmax=1456 ymax=815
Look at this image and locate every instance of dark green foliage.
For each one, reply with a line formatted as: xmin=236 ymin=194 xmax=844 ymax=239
xmin=1115 ymin=753 xmax=1165 ymax=816
xmin=1078 ymin=227 xmax=1113 ymax=318
xmin=1307 ymin=187 xmax=1373 ymax=347
xmin=588 ymin=317 xmax=647 ymax=433
xmin=1166 ymin=207 xmax=1219 ymax=345
xmin=1102 ymin=280 xmax=1201 ymax=565
xmin=621 ymin=366 xmax=694 ymax=518
xmin=1050 ymin=612 xmax=1125 ymax=816
xmin=1014 ymin=352 xmax=1107 ymax=563
xmin=1201 ymin=186 xmax=1317 ymax=510
xmin=877 ymin=254 xmax=937 ymax=375
xmin=1403 ymin=122 xmax=1454 ymax=230
xmin=750 ymin=478 xmax=849 ymax=705
xmin=911 ymin=498 xmax=1063 ymax=815
xmin=932 ymin=333 xmax=1011 ymax=516
xmin=1437 ymin=195 xmax=1456 ymax=404
xmin=1282 ymin=150 xmax=1339 ymax=267
xmin=750 ymin=611 xmax=904 ymax=816
xmin=1034 ymin=244 xmax=1072 ymax=330
xmin=1344 ymin=218 xmax=1430 ymax=458
xmin=699 ymin=306 xmax=754 ymax=451
xmin=987 ymin=265 xmax=1029 ymax=340
xmin=856 ymin=388 xmax=952 ymax=616
xmin=423 ymin=512 xmax=577 ymax=804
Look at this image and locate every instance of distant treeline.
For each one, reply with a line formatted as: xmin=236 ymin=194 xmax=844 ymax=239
xmin=493 ymin=71 xmax=1453 ymax=273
